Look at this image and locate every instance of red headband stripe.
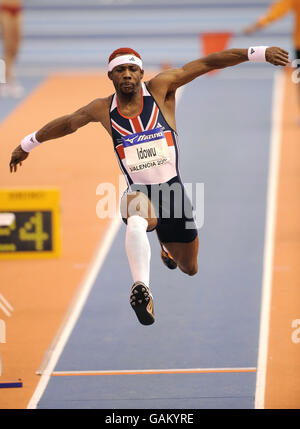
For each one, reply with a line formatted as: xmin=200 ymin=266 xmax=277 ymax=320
xmin=108 ymin=47 xmax=142 ymax=63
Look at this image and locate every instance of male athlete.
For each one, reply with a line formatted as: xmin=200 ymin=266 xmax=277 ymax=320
xmin=9 ymin=46 xmax=289 ymax=325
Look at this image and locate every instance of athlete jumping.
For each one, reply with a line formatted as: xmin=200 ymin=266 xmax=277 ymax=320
xmin=9 ymin=46 xmax=289 ymax=325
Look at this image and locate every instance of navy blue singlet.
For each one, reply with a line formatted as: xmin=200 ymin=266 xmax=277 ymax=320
xmin=110 ymin=82 xmax=181 ymax=187
xmin=109 ymin=82 xmax=198 ymax=243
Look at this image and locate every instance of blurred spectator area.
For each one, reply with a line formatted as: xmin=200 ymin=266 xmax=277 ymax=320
xmin=0 ymin=0 xmax=294 ymax=74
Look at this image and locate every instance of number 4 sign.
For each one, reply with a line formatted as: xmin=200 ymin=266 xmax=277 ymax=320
xmin=0 ymin=189 xmax=61 ymax=259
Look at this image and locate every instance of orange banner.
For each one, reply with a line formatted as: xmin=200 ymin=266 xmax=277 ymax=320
xmin=201 ymin=32 xmax=232 ymax=75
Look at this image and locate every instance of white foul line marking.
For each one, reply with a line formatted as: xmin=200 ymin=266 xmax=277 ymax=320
xmin=52 ymin=367 xmax=257 ymax=376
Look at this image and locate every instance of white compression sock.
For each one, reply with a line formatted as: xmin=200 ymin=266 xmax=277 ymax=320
xmin=125 ymin=215 xmax=151 ymax=289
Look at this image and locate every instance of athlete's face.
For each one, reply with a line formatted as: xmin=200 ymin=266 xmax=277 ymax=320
xmin=108 ymin=63 xmax=144 ymax=95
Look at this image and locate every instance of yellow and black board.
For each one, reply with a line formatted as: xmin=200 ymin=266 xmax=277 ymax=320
xmin=0 ymin=188 xmax=61 ymax=259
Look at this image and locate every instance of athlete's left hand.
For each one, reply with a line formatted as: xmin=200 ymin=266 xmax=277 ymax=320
xmin=266 ymin=47 xmax=290 ymax=67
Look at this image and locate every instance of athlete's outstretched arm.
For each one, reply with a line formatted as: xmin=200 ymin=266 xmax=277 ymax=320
xmin=9 ymin=98 xmax=105 ymax=172
xmin=36 ymin=108 xmax=94 ymax=143
xmin=149 ymin=46 xmax=289 ymax=93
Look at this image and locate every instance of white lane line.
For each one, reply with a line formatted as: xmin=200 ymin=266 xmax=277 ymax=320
xmin=27 ymin=215 xmax=121 ymax=409
xmin=0 ymin=293 xmax=14 ymax=317
xmin=254 ymin=69 xmax=285 ymax=409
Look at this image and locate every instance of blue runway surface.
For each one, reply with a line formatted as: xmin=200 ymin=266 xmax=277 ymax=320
xmin=36 ymin=67 xmax=274 ymax=409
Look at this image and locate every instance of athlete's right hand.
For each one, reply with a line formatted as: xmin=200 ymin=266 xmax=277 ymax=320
xmin=9 ymin=145 xmax=29 ymax=173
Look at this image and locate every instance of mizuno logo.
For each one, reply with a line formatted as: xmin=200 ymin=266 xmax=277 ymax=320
xmin=124 ymin=136 xmax=138 ymax=144
xmin=137 ymin=132 xmax=163 ymax=142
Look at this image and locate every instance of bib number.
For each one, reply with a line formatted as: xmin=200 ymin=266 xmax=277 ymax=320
xmin=122 ymin=127 xmax=170 ymax=171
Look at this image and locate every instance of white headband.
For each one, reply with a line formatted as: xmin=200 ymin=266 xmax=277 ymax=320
xmin=108 ymin=54 xmax=143 ymax=72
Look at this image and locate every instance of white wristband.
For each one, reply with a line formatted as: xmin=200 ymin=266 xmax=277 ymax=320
xmin=248 ymin=46 xmax=268 ymax=62
xmin=21 ymin=131 xmax=41 ymax=152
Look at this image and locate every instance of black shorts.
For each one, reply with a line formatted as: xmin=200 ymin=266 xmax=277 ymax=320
xmin=121 ymin=176 xmax=198 ymax=243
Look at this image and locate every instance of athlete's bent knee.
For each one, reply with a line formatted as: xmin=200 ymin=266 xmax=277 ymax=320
xmin=187 ymin=266 xmax=198 ymax=276
xmin=121 ymin=191 xmax=157 ymax=232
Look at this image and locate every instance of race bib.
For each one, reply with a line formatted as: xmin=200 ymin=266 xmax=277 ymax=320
xmin=122 ymin=127 xmax=170 ymax=172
